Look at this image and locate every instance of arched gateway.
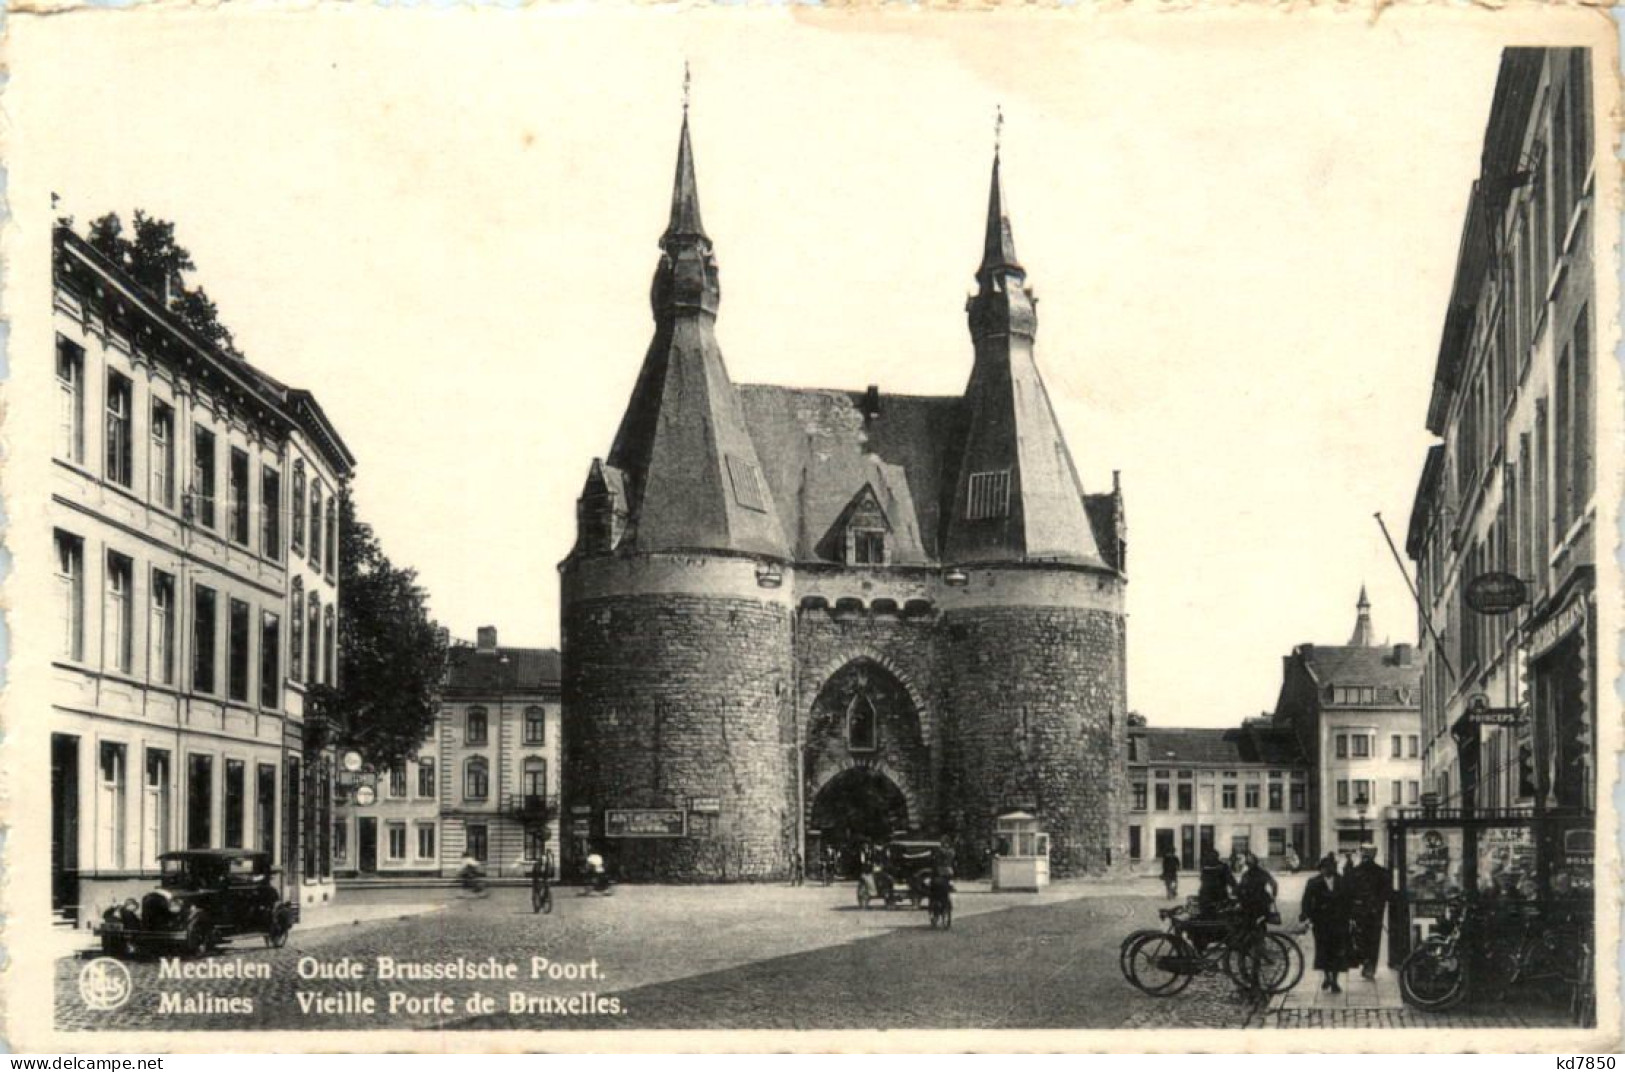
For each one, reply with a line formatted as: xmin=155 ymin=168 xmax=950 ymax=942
xmin=803 ymin=659 xmax=930 ymax=873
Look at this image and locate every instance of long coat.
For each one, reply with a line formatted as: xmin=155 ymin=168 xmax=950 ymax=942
xmin=1300 ymin=872 xmax=1351 ymax=971
xmin=1349 ymin=860 xmax=1391 ymax=964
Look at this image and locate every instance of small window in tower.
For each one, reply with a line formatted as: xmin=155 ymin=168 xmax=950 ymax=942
xmin=727 ymin=455 xmax=768 ymax=513
xmin=847 ymin=693 xmax=878 ymax=752
xmin=966 ymin=470 xmax=1011 ymax=521
xmin=852 ymin=530 xmax=885 ymax=565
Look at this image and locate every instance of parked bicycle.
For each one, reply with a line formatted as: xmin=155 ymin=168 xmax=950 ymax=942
xmin=1399 ymin=897 xmax=1593 ymax=1021
xmin=1120 ymin=900 xmax=1304 ymax=999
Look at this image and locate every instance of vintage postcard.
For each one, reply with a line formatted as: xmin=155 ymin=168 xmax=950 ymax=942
xmin=0 ymin=2 xmax=1618 ymax=1053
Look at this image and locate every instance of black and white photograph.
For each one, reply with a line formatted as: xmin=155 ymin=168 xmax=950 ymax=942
xmin=1 ymin=5 xmax=1617 ymax=1052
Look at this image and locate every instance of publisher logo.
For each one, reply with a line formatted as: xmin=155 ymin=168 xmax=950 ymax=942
xmin=79 ymin=957 xmax=133 ymax=1011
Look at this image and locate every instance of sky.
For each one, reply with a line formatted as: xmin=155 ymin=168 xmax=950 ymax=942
xmin=13 ymin=7 xmax=1585 ymax=728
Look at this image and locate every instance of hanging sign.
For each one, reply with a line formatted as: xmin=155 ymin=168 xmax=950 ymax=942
xmin=1465 ymin=572 xmax=1529 ymax=615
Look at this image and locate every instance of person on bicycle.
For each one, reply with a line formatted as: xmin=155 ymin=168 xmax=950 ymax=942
xmin=1160 ymin=851 xmax=1180 ymax=900
xmin=529 ymin=851 xmax=552 ymax=907
xmin=927 ymin=864 xmax=954 ymax=923
xmin=459 ymin=853 xmax=484 ymax=892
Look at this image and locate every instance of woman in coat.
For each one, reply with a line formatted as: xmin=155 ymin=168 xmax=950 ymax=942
xmin=1300 ymin=853 xmax=1351 ymax=992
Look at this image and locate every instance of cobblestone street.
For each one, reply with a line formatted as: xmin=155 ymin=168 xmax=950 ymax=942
xmin=56 ymin=879 xmax=1574 ymax=1034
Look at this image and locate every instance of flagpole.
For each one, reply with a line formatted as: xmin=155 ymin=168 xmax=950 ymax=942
xmin=1374 ymin=511 xmax=1458 ymax=684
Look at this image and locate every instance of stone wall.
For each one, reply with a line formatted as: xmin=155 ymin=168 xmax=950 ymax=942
xmin=562 ymin=592 xmax=795 ymax=882
xmin=938 ymin=602 xmax=1126 ymax=877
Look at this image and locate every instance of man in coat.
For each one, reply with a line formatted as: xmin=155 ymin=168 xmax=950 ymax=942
xmin=1348 ymin=844 xmax=1391 ymax=979
xmin=1300 ymin=854 xmax=1351 ymax=993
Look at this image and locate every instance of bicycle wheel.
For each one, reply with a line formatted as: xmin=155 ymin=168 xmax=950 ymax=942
xmin=1127 ymin=932 xmax=1195 ymax=997
xmin=1268 ymin=933 xmax=1306 ymax=995
xmin=1119 ymin=929 xmax=1168 ymax=986
xmin=1398 ymin=940 xmax=1467 ymax=1011
xmin=1232 ymin=932 xmax=1295 ymax=996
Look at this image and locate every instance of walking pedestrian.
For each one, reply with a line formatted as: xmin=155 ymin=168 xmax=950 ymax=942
xmin=1301 ymin=853 xmax=1351 ymax=993
xmin=1348 ymin=844 xmax=1391 ymax=980
xmin=1160 ymin=850 xmax=1180 ymax=900
xmin=1238 ymin=852 xmax=1278 ymax=923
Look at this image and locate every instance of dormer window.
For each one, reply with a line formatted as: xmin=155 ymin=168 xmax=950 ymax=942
xmin=847 ymin=693 xmax=878 ymax=752
xmin=852 ymin=529 xmax=885 ymax=565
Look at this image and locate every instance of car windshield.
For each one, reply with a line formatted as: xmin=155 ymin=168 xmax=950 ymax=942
xmin=159 ymin=857 xmax=199 ymax=889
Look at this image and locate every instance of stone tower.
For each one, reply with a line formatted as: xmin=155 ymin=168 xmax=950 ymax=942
xmin=560 ymin=113 xmax=797 ymax=881
xmin=562 ymin=120 xmax=1128 ymax=882
xmin=937 ymin=151 xmax=1128 ymax=875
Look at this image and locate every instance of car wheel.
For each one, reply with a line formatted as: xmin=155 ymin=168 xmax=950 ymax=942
xmin=183 ymin=916 xmax=213 ymax=958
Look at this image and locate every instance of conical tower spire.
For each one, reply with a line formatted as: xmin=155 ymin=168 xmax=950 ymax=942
xmin=1348 ymin=586 xmax=1376 ymax=646
xmin=597 ymin=102 xmax=788 ymax=560
xmin=946 ymin=135 xmax=1104 ymax=567
xmin=664 ymin=112 xmax=705 ymax=245
xmin=980 ymin=149 xmax=1023 ymax=279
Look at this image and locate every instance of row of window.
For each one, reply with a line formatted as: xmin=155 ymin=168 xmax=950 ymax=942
xmin=463 ymin=706 xmax=549 ymax=746
xmin=1127 ymin=825 xmax=1306 ymax=861
xmin=454 ymin=756 xmax=548 ymax=802
xmin=330 ymin=821 xmax=551 ymax=866
xmin=1335 ymin=779 xmax=1421 ymax=807
xmin=1130 ymin=780 xmax=1305 ymax=813
xmin=57 ymin=336 xmax=338 ymax=577
xmin=55 ymin=527 xmax=333 ymax=701
xmin=87 ymin=741 xmax=279 ymax=870
xmin=1333 ymin=733 xmax=1420 ymax=760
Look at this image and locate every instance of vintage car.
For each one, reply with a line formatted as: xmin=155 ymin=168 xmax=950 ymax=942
xmin=95 ymin=849 xmax=298 ymax=957
xmin=857 ymin=840 xmax=951 ymax=909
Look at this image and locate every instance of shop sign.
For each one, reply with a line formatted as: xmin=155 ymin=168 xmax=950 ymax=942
xmin=570 ymin=805 xmax=593 ymax=815
xmin=1528 ymin=594 xmax=1587 ymax=658
xmin=1464 ymin=694 xmax=1524 ymax=727
xmin=604 ymin=809 xmax=687 ymax=838
xmin=1465 ymin=572 xmax=1528 ymax=615
xmin=689 ymin=797 xmax=721 ymax=814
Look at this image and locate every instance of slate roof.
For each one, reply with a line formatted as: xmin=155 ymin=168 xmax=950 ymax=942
xmin=445 ymin=646 xmax=561 ymax=695
xmin=1299 ymin=644 xmax=1422 ymax=693
xmin=737 ymin=387 xmax=959 ymax=563
xmin=1133 ymin=726 xmax=1307 ymax=768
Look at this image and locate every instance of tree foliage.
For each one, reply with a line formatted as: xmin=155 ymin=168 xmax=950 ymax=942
xmin=331 ymin=492 xmax=448 ymax=768
xmin=83 ymin=210 xmax=244 ymax=359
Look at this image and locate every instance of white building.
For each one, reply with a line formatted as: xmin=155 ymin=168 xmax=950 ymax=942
xmin=49 ymin=225 xmax=355 ymax=925
xmin=335 ymin=628 xmax=562 ymax=877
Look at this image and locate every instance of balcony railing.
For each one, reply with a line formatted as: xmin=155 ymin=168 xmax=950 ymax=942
xmin=503 ymin=793 xmax=558 ymax=822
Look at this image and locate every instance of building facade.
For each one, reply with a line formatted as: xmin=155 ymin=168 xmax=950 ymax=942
xmin=50 ymin=225 xmax=355 ymax=925
xmin=1126 ymin=722 xmax=1310 ymax=873
xmin=1406 ymin=48 xmax=1598 ymax=842
xmin=1272 ymin=592 xmax=1424 ymax=859
xmin=561 ymin=116 xmax=1129 ymax=882
xmin=335 ymin=628 xmax=562 ymax=877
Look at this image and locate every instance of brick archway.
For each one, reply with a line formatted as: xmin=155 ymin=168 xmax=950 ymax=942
xmin=806 ymin=755 xmax=921 ymax=823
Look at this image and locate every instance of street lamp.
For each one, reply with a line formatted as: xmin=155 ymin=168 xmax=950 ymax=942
xmin=1355 ymin=790 xmax=1370 ymax=843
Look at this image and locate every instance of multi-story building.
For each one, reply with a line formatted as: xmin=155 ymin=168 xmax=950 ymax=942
xmin=562 ymin=113 xmax=1128 ymax=881
xmin=1406 ymin=48 xmax=1598 ymax=839
xmin=1273 ymin=591 xmax=1424 ymax=858
xmin=1126 ymin=721 xmax=1309 ymax=873
xmin=335 ymin=628 xmax=562 ymax=877
xmin=49 ymin=224 xmax=355 ymax=925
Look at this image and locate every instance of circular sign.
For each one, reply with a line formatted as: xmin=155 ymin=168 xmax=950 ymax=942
xmin=342 ymin=751 xmax=364 ymax=773
xmin=78 ymin=957 xmax=133 ymax=1011
xmin=353 ymin=784 xmax=376 ymax=806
